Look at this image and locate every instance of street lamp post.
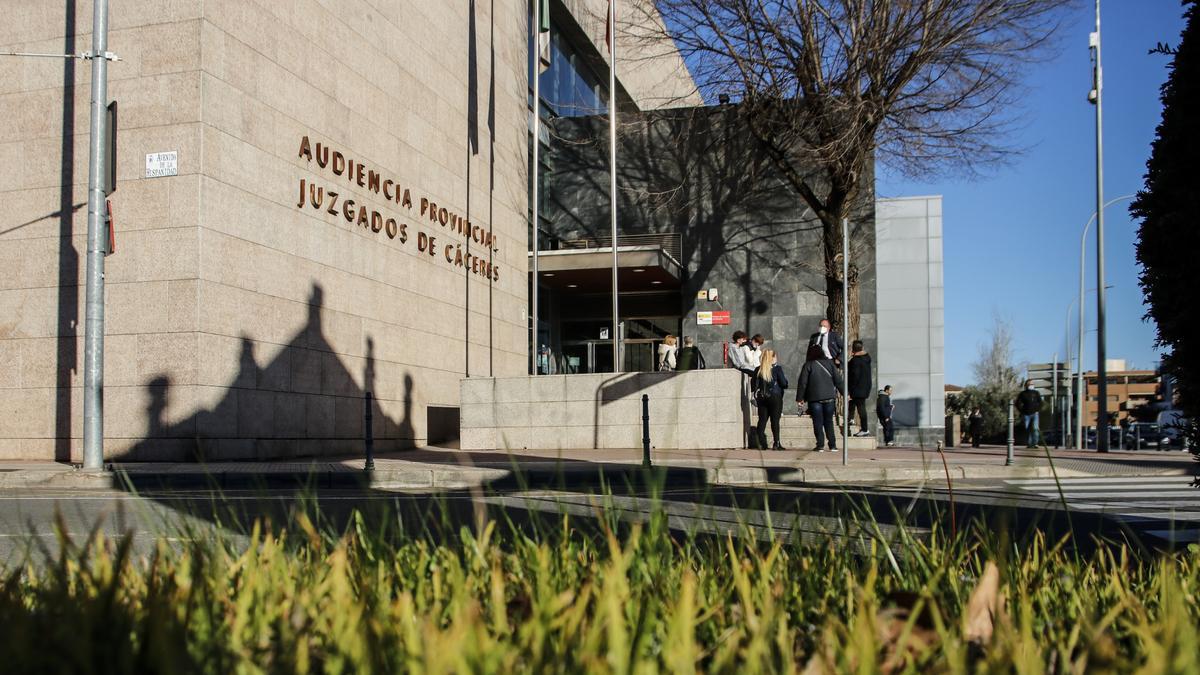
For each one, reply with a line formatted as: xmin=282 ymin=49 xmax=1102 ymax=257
xmin=1088 ymin=0 xmax=1109 ymax=452
xmin=82 ymin=0 xmax=113 ymax=471
xmin=1075 ymin=194 xmax=1132 ymax=451
xmin=1064 ymin=299 xmax=1075 ymax=448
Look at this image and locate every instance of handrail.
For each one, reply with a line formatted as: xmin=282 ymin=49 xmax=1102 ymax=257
xmin=558 ymin=232 xmax=682 ymax=263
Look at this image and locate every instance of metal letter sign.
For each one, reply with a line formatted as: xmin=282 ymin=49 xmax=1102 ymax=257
xmin=144 ymin=151 xmax=178 ymax=178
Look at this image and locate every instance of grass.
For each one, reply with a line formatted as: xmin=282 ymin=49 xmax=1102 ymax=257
xmin=1 ymin=489 xmax=1198 ymax=674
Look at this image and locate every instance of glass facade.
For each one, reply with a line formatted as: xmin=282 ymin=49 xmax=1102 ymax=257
xmin=528 ymin=18 xmax=608 ymax=118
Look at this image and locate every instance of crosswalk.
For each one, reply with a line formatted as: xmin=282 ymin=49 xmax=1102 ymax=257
xmin=1002 ymin=475 xmax=1200 ymax=541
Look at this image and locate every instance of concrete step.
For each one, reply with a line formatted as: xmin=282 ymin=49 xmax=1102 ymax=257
xmin=747 ymin=433 xmax=878 ymax=451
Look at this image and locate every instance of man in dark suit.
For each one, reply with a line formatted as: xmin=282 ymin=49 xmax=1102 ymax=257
xmin=808 ymin=319 xmax=844 ymax=366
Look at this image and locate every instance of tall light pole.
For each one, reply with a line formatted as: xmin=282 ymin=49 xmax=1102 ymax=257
xmin=1064 ymin=300 xmax=1074 ymax=447
xmin=530 ymin=0 xmax=541 ymax=376
xmin=82 ymin=0 xmax=113 ymax=470
xmin=1075 ymin=194 xmax=1132 ymax=450
xmin=1088 ymin=0 xmax=1108 ymax=452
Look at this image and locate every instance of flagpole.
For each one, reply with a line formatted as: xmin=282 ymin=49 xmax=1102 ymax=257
xmin=608 ymin=0 xmax=620 ymax=372
xmin=530 ymin=0 xmax=540 ymax=376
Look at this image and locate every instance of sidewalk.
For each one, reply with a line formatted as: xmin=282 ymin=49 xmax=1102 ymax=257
xmin=1 ymin=445 xmax=1194 ymax=491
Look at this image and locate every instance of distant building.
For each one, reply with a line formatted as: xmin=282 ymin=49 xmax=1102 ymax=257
xmin=1082 ymin=364 xmax=1161 ymax=425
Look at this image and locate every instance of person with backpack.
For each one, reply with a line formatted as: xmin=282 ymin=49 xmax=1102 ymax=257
xmin=675 ymin=336 xmax=706 ymax=370
xmin=796 ymin=344 xmax=845 ymax=452
xmin=657 ymin=335 xmax=678 ymax=371
xmin=752 ymin=349 xmax=788 ymax=450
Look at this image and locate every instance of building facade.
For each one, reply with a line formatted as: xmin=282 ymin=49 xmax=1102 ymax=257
xmin=2 ymin=0 xmax=943 ymax=459
xmin=875 ymin=196 xmax=945 ymax=446
xmin=1082 ymin=363 xmax=1161 ymax=426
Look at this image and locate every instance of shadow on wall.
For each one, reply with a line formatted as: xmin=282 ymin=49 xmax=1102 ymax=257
xmin=543 ymin=107 xmax=874 ymax=377
xmin=892 ymin=397 xmax=923 ymax=429
xmin=112 ymin=283 xmax=416 ymax=462
xmin=55 ymin=0 xmax=80 ymax=463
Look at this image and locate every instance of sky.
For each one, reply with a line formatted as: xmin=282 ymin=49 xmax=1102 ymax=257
xmin=876 ymin=1 xmax=1188 ymax=386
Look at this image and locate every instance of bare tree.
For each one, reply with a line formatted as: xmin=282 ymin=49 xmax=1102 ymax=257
xmin=628 ymin=0 xmax=1067 ymax=337
xmin=972 ymin=313 xmax=1021 ymax=393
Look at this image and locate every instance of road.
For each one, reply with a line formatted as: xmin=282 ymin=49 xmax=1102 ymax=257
xmin=1 ymin=472 xmax=1197 ymax=566
xmin=847 ymin=473 xmax=1200 ymax=545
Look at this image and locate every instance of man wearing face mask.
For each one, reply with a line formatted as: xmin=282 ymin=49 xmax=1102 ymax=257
xmin=808 ymin=319 xmax=844 ymax=367
xmin=1015 ymin=380 xmax=1044 ymax=448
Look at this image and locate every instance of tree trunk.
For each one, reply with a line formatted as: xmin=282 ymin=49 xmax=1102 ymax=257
xmin=823 ymin=217 xmax=861 ymax=345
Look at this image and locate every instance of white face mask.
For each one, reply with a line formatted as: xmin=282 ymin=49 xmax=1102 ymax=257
xmin=819 ymin=325 xmax=829 ymax=335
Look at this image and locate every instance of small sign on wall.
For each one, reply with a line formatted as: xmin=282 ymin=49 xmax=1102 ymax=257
xmin=145 ymin=151 xmax=178 ymax=178
xmin=698 ymin=310 xmax=730 ymax=326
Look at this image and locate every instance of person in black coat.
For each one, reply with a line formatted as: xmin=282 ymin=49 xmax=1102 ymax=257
xmin=847 ymin=340 xmax=872 ymax=436
xmin=807 ymin=318 xmax=844 ymax=366
xmin=1015 ymin=380 xmax=1044 ymax=448
xmin=751 ymin=349 xmax=789 ymax=450
xmin=876 ymin=385 xmax=895 ymax=446
xmin=969 ymin=407 xmax=984 ymax=448
xmin=796 ymin=344 xmax=845 ymax=452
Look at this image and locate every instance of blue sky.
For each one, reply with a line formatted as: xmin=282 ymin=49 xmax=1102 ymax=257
xmin=876 ymin=1 xmax=1188 ymax=385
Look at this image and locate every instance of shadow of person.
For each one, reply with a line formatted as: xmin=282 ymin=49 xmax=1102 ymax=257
xmin=400 ymin=373 xmax=415 ymax=449
xmin=114 ymin=280 xmax=409 ymax=462
xmin=146 ymin=375 xmax=171 ymax=439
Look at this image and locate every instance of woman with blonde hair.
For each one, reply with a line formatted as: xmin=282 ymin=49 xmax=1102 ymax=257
xmin=752 ymin=348 xmax=789 ymax=450
xmin=657 ymin=334 xmax=678 ymax=371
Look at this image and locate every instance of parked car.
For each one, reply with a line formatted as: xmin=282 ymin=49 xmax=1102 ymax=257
xmin=1121 ymin=422 xmax=1171 ymax=451
xmin=1156 ymin=409 xmax=1193 ymax=451
xmin=1084 ymin=427 xmax=1121 ymax=450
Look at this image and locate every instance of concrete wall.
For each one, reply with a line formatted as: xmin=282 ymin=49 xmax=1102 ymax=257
xmin=875 ymin=196 xmax=945 ymax=445
xmin=460 ymin=369 xmax=747 ymax=450
xmin=1 ymin=0 xmax=532 ymax=460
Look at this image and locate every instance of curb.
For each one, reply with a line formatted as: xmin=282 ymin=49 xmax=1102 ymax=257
xmin=1 ymin=461 xmax=1192 ymax=491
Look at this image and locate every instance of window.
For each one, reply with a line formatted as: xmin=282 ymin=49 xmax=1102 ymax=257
xmin=528 ymin=16 xmax=608 ymax=118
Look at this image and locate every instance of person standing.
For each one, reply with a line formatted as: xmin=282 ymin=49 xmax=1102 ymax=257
xmin=1015 ymin=380 xmax=1043 ymax=448
xmin=657 ymin=335 xmax=678 ymax=371
xmin=796 ymin=344 xmax=845 ymax=452
xmin=876 ymin=385 xmax=895 ymax=447
xmin=747 ymin=333 xmax=765 ymax=371
xmin=752 ymin=349 xmax=788 ymax=450
xmin=676 ymin=336 xmax=706 ymax=371
xmin=728 ymin=331 xmax=755 ymax=376
xmin=969 ymin=407 xmax=984 ymax=448
xmin=808 ymin=319 xmax=844 ymax=366
xmin=847 ymin=340 xmax=872 ymax=436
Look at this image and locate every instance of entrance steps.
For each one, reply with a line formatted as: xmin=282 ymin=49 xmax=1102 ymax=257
xmin=750 ymin=410 xmax=878 ymax=451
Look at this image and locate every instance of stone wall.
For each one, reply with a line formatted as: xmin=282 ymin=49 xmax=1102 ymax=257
xmin=460 ymin=369 xmax=748 ymax=450
xmin=0 ymin=0 xmax=533 ymax=460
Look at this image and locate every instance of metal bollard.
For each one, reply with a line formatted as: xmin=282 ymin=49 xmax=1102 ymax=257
xmin=1135 ymin=425 xmax=1141 ymax=452
xmin=1006 ymin=399 xmax=1015 ymax=466
xmin=641 ymin=394 xmax=651 ymax=468
xmin=364 ymin=390 xmax=375 ymax=471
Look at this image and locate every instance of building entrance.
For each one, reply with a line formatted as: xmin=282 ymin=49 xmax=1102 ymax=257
xmin=558 ymin=338 xmax=662 ymax=374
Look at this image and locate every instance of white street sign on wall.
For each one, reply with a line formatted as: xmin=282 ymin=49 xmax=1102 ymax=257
xmin=145 ymin=151 xmax=178 ymax=178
